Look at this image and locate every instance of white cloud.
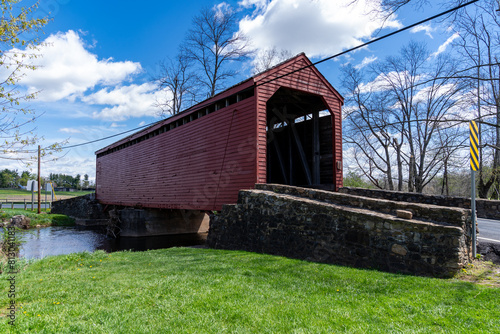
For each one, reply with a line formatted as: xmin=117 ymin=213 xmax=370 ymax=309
xmin=354 ymin=56 xmax=378 ymax=70
xmin=357 ymin=71 xmax=392 ymax=93
xmin=19 ymin=30 xmax=142 ymax=102
xmin=431 ymin=32 xmax=460 ymax=57
xmin=83 ymin=83 xmax=163 ymax=121
xmin=410 ymin=24 xmax=435 ymax=38
xmin=59 ymin=128 xmax=82 ymax=134
xmin=239 ymin=0 xmax=402 ymax=63
xmin=43 ymin=154 xmax=97 ymax=181
xmin=1 ymin=30 xmax=165 ymax=122
xmin=357 ymin=70 xmax=424 ymax=95
xmin=239 ymin=0 xmax=268 ymax=10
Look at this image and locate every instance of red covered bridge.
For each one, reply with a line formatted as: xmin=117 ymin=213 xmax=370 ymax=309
xmin=95 ymin=53 xmax=343 ymax=212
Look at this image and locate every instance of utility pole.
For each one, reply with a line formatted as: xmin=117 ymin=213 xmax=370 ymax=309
xmin=38 ymin=145 xmax=41 ymax=214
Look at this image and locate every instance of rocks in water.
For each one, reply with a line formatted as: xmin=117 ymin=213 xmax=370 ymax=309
xmin=10 ymin=215 xmax=31 ymax=229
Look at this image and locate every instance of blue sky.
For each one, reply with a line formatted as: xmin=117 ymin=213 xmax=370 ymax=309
xmin=4 ymin=0 xmax=463 ymax=180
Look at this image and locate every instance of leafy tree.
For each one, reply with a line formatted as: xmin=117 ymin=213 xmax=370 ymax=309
xmin=0 ymin=168 xmax=18 ymax=187
xmin=0 ymin=0 xmax=49 ymax=160
xmin=49 ymin=173 xmax=81 ymax=189
xmin=343 ymin=171 xmax=375 ymax=189
xmin=19 ymin=170 xmax=31 ymax=186
xmin=75 ymin=174 xmax=81 ymax=189
xmin=82 ymin=174 xmax=90 ymax=189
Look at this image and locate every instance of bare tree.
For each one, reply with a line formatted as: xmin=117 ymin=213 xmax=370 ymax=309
xmin=154 ymin=53 xmax=198 ymax=118
xmin=452 ymin=0 xmax=500 ymax=198
xmin=182 ymin=4 xmax=252 ymax=98
xmin=252 ymin=47 xmax=293 ymax=75
xmin=342 ymin=64 xmax=397 ymax=190
xmin=342 ymin=42 xmax=467 ymax=193
xmin=380 ymin=42 xmax=467 ymax=192
xmin=435 ymin=124 xmax=468 ymax=195
xmin=363 ymin=0 xmax=472 ymax=16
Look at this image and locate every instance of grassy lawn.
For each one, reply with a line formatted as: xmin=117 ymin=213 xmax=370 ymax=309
xmin=0 ymin=248 xmax=498 ymax=333
xmin=0 ymin=209 xmax=75 ymax=227
xmin=0 ymin=189 xmax=94 ymax=201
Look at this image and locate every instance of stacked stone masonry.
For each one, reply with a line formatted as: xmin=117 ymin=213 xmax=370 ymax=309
xmin=207 ymin=184 xmax=473 ymax=277
xmin=51 ymin=194 xmax=109 ymax=221
xmin=339 ymin=187 xmax=500 ymax=220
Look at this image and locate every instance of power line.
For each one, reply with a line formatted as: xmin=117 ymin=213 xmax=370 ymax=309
xmin=256 ymin=0 xmax=479 ymax=87
xmin=43 ymin=0 xmax=480 ymax=152
xmin=60 ymin=123 xmax=153 ymax=150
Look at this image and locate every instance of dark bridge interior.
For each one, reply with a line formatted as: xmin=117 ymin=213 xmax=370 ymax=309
xmin=266 ymin=87 xmax=334 ymax=187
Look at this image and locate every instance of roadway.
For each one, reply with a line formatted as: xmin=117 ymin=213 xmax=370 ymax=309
xmin=478 ymin=218 xmax=500 ymax=244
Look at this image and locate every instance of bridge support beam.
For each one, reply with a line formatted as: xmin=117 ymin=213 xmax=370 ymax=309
xmin=119 ymin=208 xmax=209 ymax=237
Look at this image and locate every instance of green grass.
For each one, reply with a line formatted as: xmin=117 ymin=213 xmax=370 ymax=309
xmin=0 ymin=209 xmax=75 ymax=227
xmin=0 ymin=248 xmax=498 ymax=333
xmin=0 ymin=189 xmax=94 ymax=199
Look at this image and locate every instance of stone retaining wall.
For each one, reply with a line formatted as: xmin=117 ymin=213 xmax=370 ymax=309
xmin=257 ymin=184 xmax=470 ymax=229
xmin=339 ymin=187 xmax=500 ymax=220
xmin=52 ymin=195 xmax=209 ymax=237
xmin=51 ymin=194 xmax=109 ymax=221
xmin=208 ymin=184 xmax=473 ymax=277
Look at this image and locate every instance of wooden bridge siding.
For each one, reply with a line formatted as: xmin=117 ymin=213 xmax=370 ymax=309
xmin=96 ymin=80 xmax=254 ymax=154
xmin=96 ymin=96 xmax=257 ymax=211
xmin=254 ymin=55 xmax=343 ymax=189
xmin=324 ymin=95 xmax=343 ymax=189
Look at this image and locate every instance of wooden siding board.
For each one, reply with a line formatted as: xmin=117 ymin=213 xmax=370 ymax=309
xmin=96 ymin=100 xmax=258 ymax=211
xmin=96 ymin=53 xmax=343 ymax=209
xmin=254 ymin=54 xmax=343 ymax=188
xmin=96 ymin=84 xmax=255 ymax=154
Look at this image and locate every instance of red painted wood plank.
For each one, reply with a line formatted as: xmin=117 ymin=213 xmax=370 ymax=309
xmin=97 ymin=53 xmax=343 ymax=210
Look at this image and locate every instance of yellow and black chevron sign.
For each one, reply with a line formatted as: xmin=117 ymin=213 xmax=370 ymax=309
xmin=469 ymin=120 xmax=479 ymax=171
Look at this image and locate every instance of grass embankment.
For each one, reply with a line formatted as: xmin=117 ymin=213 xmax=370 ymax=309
xmin=0 ymin=189 xmax=94 ymax=201
xmin=0 ymin=248 xmax=499 ymax=333
xmin=0 ymin=209 xmax=75 ymax=227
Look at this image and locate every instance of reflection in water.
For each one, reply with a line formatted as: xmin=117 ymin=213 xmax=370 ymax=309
xmin=15 ymin=226 xmax=206 ymax=259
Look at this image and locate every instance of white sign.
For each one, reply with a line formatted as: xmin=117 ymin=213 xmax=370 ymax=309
xmin=45 ymin=183 xmax=52 ymax=192
xmin=27 ymin=180 xmax=38 ymax=192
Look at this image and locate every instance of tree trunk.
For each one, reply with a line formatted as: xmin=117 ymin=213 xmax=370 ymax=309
xmin=408 ymin=155 xmax=415 ymax=192
xmin=384 ymin=144 xmax=394 ymax=190
xmin=393 ymin=138 xmax=403 ymax=191
xmin=441 ymin=157 xmax=449 ymax=196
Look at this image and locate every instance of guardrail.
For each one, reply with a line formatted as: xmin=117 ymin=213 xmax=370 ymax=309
xmin=0 ymin=199 xmax=52 ymax=210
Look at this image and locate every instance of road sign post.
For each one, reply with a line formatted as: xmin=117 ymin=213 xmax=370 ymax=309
xmin=470 ymin=120 xmax=479 ymax=258
xmin=28 ymin=180 xmax=38 ymax=211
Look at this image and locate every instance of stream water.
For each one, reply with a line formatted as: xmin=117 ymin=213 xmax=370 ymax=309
xmin=13 ymin=226 xmax=206 ymax=259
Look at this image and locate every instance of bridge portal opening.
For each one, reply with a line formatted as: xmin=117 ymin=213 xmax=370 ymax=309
xmin=266 ymin=87 xmax=334 ymax=187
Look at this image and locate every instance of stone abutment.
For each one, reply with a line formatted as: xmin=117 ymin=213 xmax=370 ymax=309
xmin=207 ymin=184 xmax=473 ymax=277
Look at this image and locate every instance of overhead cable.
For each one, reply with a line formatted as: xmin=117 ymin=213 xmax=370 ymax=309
xmin=50 ymin=0 xmax=480 ymax=151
